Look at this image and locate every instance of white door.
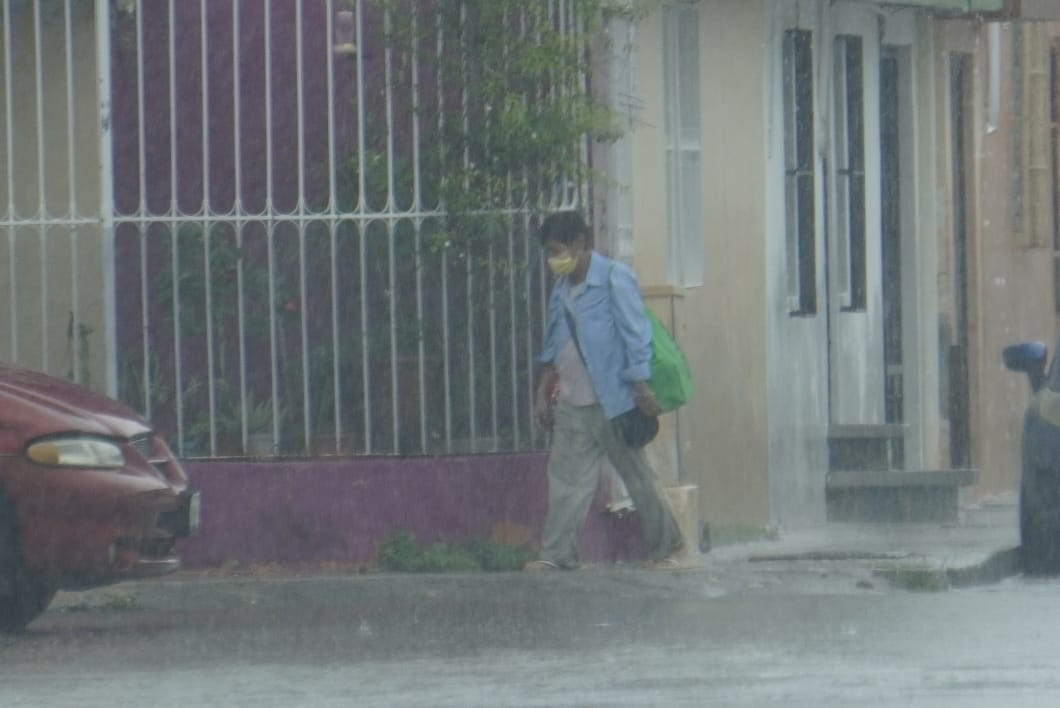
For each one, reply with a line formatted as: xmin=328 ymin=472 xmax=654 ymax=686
xmin=825 ymin=5 xmax=884 ymax=424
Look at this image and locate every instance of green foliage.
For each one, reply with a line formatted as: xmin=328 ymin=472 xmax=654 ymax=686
xmin=418 ymin=545 xmax=483 ymax=573
xmin=377 ymin=529 xmax=422 ymax=570
xmin=878 ymin=565 xmax=951 ymax=592
xmin=377 ymin=530 xmax=534 ymax=573
xmin=194 ymin=388 xmax=276 ymax=439
xmin=118 ymin=349 xmax=175 ymax=415
xmin=372 ymin=0 xmax=632 ymax=229
xmin=154 ymin=224 xmax=292 ymax=345
xmin=467 ymin=537 xmax=536 ymax=572
xmin=140 ymin=223 xmax=295 ymax=452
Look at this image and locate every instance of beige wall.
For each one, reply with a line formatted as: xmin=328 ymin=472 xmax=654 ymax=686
xmin=625 ymin=2 xmax=1054 ymax=525
xmin=631 ymin=2 xmax=771 ymax=526
xmin=0 ymin=2 xmax=105 ymax=388
xmin=933 ymin=20 xmax=1059 ymax=501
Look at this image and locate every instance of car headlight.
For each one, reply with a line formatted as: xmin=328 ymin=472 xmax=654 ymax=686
xmin=26 ymin=437 xmax=125 ymax=469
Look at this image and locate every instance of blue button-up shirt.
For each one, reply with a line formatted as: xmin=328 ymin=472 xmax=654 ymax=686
xmin=538 ymin=251 xmax=652 ymax=419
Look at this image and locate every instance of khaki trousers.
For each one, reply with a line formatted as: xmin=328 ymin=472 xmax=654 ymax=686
xmin=540 ymin=401 xmax=682 ymax=568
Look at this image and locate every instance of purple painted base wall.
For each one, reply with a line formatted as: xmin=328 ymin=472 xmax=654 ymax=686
xmin=178 ymin=454 xmax=650 ymax=568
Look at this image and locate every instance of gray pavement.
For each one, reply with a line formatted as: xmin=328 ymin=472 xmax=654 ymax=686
xmin=17 ymin=497 xmax=1036 ymax=707
xmin=15 ymin=495 xmax=1050 ymax=708
xmin=49 ymin=490 xmax=1023 ymax=615
xmin=707 ymin=491 xmax=1022 ymax=589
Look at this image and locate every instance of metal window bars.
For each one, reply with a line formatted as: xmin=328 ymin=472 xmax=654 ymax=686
xmin=1 ymin=0 xmax=591 ymax=458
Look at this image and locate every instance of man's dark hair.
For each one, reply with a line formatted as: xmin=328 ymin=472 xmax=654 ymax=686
xmin=538 ymin=210 xmax=589 ymax=246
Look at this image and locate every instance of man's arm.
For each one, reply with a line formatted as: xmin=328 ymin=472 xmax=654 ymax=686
xmin=610 ymin=264 xmax=661 ymax=416
xmin=537 ymin=287 xmax=564 ymax=367
xmin=609 ymin=264 xmax=652 ymax=384
xmin=535 ymin=288 xmax=563 ymax=431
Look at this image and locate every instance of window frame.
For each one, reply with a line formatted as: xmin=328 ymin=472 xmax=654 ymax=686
xmin=662 ymin=4 xmax=703 ymax=288
xmin=833 ymin=33 xmax=868 ymax=312
xmin=782 ymin=27 xmax=818 ymax=316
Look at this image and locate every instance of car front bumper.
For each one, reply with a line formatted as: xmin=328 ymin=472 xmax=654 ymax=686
xmin=3 ymin=458 xmax=199 ymax=589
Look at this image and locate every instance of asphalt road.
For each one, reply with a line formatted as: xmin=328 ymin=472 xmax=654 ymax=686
xmin=1 ymin=563 xmax=1058 ymax=707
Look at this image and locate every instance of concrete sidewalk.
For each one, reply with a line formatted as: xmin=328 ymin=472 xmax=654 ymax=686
xmin=706 ymin=492 xmax=1022 ymax=589
xmin=46 ymin=493 xmax=1024 ymax=617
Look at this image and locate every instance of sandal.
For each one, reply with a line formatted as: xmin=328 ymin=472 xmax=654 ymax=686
xmin=642 ymin=553 xmax=701 ymax=571
xmin=522 ymin=559 xmax=560 ymax=572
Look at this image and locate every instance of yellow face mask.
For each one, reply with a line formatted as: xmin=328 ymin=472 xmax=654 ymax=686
xmin=547 ymin=252 xmax=577 ymax=276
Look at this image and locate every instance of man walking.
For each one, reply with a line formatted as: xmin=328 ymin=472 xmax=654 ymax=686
xmin=524 ymin=211 xmax=689 ymax=571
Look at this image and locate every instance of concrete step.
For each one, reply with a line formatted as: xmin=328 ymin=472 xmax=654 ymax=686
xmin=825 ymin=468 xmax=979 ymax=523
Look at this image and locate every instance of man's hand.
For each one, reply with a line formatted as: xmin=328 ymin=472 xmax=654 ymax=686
xmin=535 ymin=392 xmax=554 ymax=432
xmin=535 ymin=366 xmax=558 ymax=432
xmin=633 ymin=381 xmax=662 ymax=416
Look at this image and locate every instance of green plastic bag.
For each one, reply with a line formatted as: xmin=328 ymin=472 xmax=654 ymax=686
xmin=646 ymin=308 xmax=694 ymax=412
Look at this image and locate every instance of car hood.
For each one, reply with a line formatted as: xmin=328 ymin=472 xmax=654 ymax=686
xmin=0 ymin=365 xmax=150 ymax=445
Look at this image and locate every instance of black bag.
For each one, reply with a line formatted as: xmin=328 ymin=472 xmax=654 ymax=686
xmin=563 ymin=306 xmax=659 ymax=449
xmin=615 ymin=407 xmax=660 ymax=449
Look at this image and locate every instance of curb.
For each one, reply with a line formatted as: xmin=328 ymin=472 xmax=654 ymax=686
xmin=945 ymin=546 xmax=1022 ymax=588
xmin=875 ymin=546 xmax=1021 ymax=592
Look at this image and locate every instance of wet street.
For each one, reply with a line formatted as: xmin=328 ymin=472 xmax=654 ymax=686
xmin=1 ymin=566 xmax=1059 ymax=707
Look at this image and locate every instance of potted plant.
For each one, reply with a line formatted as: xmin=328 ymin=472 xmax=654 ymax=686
xmin=190 ymin=388 xmax=278 ymax=458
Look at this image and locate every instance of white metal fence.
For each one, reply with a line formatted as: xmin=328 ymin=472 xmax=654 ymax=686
xmin=1 ymin=0 xmax=591 ymax=458
xmin=0 ymin=0 xmax=107 ymax=392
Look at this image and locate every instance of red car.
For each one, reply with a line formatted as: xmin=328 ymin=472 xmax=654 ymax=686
xmin=0 ymin=364 xmax=199 ymax=631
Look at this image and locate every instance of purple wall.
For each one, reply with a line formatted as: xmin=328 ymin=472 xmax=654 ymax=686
xmin=110 ymin=0 xmax=355 ymax=217
xmin=178 ymin=453 xmax=650 ymax=568
xmin=106 ymin=1 xmax=545 ymax=454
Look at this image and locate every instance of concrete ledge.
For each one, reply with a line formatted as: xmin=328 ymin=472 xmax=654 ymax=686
xmin=945 ymin=547 xmax=1022 ymax=587
xmin=827 ymin=424 xmax=908 ymax=471
xmin=827 ymin=424 xmax=908 ymax=439
xmin=825 ymin=468 xmax=979 ymax=523
xmin=641 ymin=284 xmax=685 ymax=299
xmin=876 ymin=546 xmax=1022 ymax=591
xmin=827 ymin=486 xmax=961 ymax=522
xmin=826 ymin=468 xmax=978 ymax=489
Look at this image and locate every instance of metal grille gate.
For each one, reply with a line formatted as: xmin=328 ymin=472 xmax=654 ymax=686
xmin=1 ymin=0 xmax=589 ymax=458
xmin=0 ymin=0 xmax=108 ymax=393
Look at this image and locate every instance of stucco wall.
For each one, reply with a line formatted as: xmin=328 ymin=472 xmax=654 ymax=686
xmin=178 ymin=454 xmax=651 ymax=567
xmin=0 ymin=3 xmax=105 ymax=388
xmin=629 ymin=2 xmax=771 ymax=527
xmin=692 ymin=1 xmax=771 ymax=526
xmin=933 ymin=21 xmax=1059 ymax=500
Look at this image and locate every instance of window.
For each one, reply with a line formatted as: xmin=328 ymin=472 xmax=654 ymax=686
xmin=663 ymin=5 xmax=703 ymax=287
xmin=833 ymin=35 xmax=866 ymax=311
xmin=783 ymin=28 xmax=817 ymax=315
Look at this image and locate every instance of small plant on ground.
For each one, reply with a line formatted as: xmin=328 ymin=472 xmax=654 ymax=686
xmin=377 ymin=530 xmax=534 ymax=573
xmin=467 ymin=538 xmax=536 ymax=572
xmin=877 ymin=564 xmax=950 ymax=592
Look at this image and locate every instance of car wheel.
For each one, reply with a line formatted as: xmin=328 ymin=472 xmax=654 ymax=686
xmin=0 ymin=491 xmax=56 ymax=632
